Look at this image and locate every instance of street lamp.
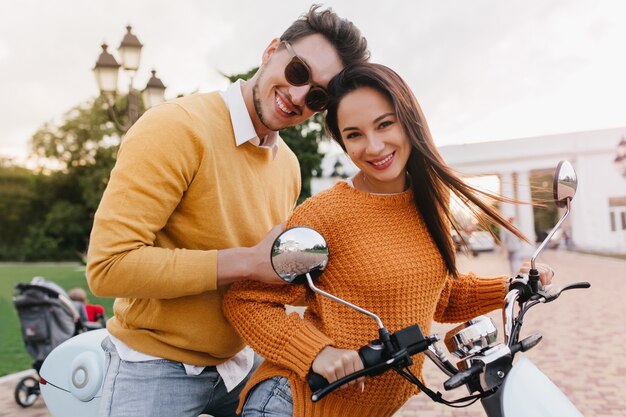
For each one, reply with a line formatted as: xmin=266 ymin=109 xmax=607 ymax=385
xmin=143 ymin=70 xmax=167 ymax=109
xmin=93 ymin=25 xmax=166 ymax=133
xmin=615 ymin=136 xmax=626 ymax=177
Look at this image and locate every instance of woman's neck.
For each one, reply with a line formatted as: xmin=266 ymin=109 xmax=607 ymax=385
xmin=354 ymin=171 xmax=409 ymax=195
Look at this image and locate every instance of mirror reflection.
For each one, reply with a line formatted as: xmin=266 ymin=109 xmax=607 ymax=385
xmin=271 ymin=227 xmax=329 ymax=284
xmin=553 ymin=161 xmax=578 ymax=207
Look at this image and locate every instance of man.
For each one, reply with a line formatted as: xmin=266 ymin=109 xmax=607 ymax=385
xmin=86 ymin=5 xmax=369 ymax=417
xmin=502 ymin=217 xmax=523 ymax=276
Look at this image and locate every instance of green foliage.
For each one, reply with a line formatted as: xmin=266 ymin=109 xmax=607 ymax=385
xmin=0 ymin=165 xmax=36 ymax=259
xmin=0 ymin=96 xmax=121 ymax=261
xmin=280 ymin=113 xmax=325 ymax=202
xmin=31 ymin=96 xmax=119 ymax=169
xmin=222 ymin=67 xmax=259 ymax=83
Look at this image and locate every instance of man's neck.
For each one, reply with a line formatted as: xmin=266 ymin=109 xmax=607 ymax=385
xmin=240 ymin=79 xmax=271 ymax=139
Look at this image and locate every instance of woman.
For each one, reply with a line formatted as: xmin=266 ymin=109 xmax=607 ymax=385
xmin=223 ymin=63 xmax=552 ymax=417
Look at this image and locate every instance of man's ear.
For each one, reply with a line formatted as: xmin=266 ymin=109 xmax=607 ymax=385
xmin=262 ymin=38 xmax=282 ymax=65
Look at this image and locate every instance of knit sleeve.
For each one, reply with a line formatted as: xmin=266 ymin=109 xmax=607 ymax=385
xmin=434 ymin=273 xmax=507 ymax=323
xmin=87 ymin=103 xmax=217 ymax=299
xmin=223 ymin=281 xmax=333 ymax=378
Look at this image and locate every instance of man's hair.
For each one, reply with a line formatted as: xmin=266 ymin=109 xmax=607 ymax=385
xmin=280 ymin=4 xmax=370 ymax=66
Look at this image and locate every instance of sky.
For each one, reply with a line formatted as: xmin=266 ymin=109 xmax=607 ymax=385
xmin=1 ymin=0 xmax=625 ymax=162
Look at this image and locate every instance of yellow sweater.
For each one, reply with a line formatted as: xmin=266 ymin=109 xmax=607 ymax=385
xmin=224 ymin=181 xmax=506 ymax=417
xmin=87 ymin=92 xmax=300 ymax=365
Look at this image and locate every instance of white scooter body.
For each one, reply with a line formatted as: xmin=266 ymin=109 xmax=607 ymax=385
xmin=500 ymin=356 xmax=584 ymax=417
xmin=39 ymin=328 xmax=108 ymax=417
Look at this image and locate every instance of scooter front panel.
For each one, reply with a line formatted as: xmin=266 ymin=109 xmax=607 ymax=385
xmin=501 ymin=356 xmax=584 ymax=417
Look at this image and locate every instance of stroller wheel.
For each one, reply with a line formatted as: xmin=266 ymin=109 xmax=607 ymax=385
xmin=14 ymin=376 xmax=40 ymax=407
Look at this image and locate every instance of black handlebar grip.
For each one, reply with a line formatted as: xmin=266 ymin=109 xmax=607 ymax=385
xmin=443 ymin=363 xmax=483 ymax=391
xmin=307 ymin=343 xmax=382 ymax=393
xmin=307 ymin=372 xmax=329 ymax=393
xmin=307 ymin=343 xmax=383 ymax=396
xmin=358 ymin=343 xmax=386 ymax=371
xmin=520 ymin=333 xmax=542 ymax=352
xmin=562 ymin=281 xmax=591 ymax=291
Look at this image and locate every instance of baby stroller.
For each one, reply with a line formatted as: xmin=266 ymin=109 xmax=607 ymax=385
xmin=12 ymin=277 xmax=101 ymax=407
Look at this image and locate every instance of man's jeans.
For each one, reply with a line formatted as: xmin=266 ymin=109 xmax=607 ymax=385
xmin=241 ymin=376 xmax=293 ymax=417
xmin=99 ymin=337 xmax=258 ymax=417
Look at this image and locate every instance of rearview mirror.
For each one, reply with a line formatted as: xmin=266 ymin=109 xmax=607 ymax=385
xmin=271 ymin=226 xmax=329 ymax=284
xmin=553 ymin=160 xmax=577 ymax=208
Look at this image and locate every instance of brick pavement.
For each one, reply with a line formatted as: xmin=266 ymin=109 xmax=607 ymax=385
xmin=1 ymin=249 xmax=624 ymax=417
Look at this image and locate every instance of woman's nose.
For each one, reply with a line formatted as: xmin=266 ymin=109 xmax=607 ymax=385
xmin=366 ymin=135 xmax=385 ymax=154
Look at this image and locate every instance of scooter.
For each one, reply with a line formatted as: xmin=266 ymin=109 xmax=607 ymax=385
xmin=270 ymin=160 xmax=588 ymax=417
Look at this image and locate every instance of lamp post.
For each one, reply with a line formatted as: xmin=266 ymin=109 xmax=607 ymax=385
xmin=93 ymin=25 xmax=166 ymax=133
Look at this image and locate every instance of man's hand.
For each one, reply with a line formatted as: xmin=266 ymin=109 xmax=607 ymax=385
xmin=248 ymin=224 xmax=288 ymax=285
xmin=311 ymin=346 xmax=365 ymax=390
xmin=217 ymin=224 xmax=287 ymax=286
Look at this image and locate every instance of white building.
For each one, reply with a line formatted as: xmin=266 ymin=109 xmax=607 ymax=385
xmin=312 ymin=127 xmax=626 ymax=254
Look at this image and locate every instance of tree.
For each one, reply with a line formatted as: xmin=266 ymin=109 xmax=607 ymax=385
xmin=31 ymin=95 xmax=121 ymax=169
xmin=225 ymin=68 xmax=325 ymax=202
xmin=17 ymin=96 xmax=124 ymax=260
xmin=280 ymin=113 xmax=325 ymax=201
xmin=0 ymin=162 xmax=36 ymax=260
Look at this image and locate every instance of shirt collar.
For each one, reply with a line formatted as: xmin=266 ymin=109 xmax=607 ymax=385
xmin=220 ymin=80 xmax=278 ymax=158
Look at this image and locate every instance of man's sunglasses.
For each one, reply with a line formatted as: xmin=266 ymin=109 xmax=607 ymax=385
xmin=283 ymin=41 xmax=329 ymax=112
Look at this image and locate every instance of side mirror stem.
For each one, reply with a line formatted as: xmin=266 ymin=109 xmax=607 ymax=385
xmin=530 ymin=198 xmax=572 ymax=272
xmin=305 ymin=273 xmax=386 ymax=330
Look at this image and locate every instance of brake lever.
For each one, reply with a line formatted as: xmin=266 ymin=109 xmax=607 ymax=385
xmin=537 ymin=281 xmax=591 ymax=303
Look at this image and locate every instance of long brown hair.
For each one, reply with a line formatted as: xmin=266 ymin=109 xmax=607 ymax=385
xmin=325 ymin=63 xmax=527 ymax=277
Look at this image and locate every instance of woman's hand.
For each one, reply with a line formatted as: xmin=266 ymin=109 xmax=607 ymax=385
xmin=312 ymin=346 xmax=365 ymax=391
xmin=517 ymin=262 xmax=555 ymax=286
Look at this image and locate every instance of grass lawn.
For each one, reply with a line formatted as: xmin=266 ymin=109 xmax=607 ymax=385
xmin=0 ymin=263 xmax=114 ymax=377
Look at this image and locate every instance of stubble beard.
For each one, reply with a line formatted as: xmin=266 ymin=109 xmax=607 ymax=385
xmin=251 ymin=67 xmax=275 ymax=132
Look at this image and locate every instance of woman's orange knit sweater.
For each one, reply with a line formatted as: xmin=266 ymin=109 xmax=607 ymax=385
xmin=223 ymin=181 xmax=507 ymax=417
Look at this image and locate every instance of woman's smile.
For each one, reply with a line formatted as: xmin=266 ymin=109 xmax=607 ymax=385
xmin=368 ymin=151 xmax=396 ymax=170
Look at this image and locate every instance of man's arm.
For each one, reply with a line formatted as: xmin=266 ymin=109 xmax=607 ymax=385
xmin=217 ymin=224 xmax=287 ymax=287
xmin=87 ymin=104 xmax=213 ymax=299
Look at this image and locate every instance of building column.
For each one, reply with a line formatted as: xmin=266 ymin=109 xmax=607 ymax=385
xmin=499 ymin=171 xmax=517 ymax=220
xmin=515 ymin=171 xmax=536 ymax=253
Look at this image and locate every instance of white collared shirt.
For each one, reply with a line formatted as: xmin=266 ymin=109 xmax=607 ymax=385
xmin=220 ymin=79 xmax=279 ymax=158
xmin=109 ymin=334 xmax=254 ymax=392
